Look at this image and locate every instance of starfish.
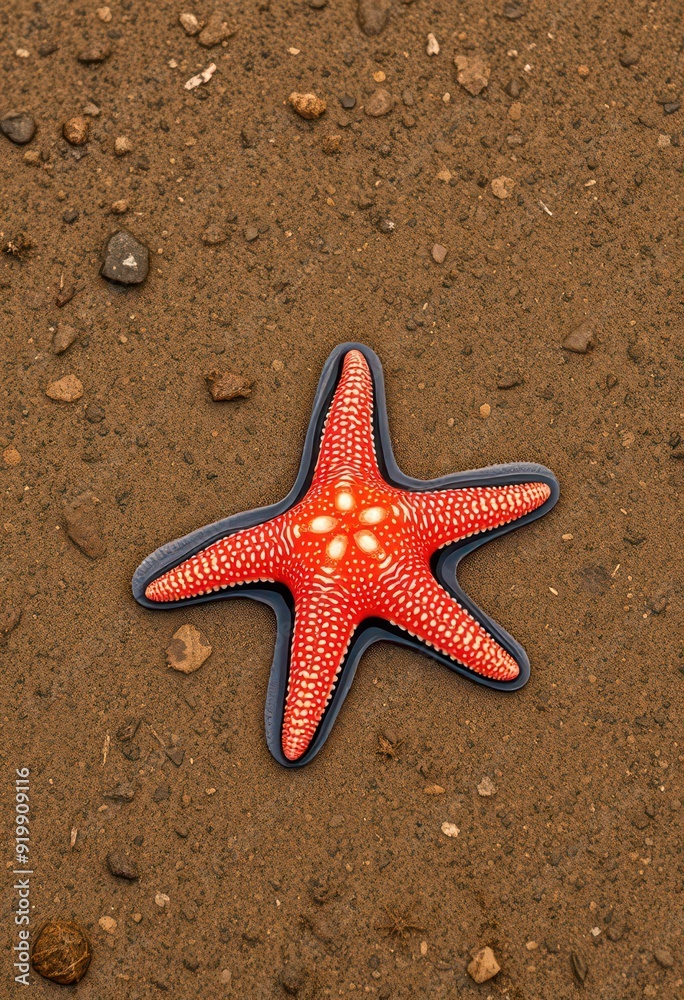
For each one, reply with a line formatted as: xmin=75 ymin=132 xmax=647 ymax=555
xmin=133 ymin=344 xmax=558 ymax=767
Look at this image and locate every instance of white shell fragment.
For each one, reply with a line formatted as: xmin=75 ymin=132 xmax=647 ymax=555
xmin=426 ymin=33 xmax=440 ymax=56
xmin=184 ymin=62 xmax=217 ymax=91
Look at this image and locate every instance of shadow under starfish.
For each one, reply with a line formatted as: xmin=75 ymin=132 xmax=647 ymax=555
xmin=132 ymin=343 xmax=559 ymax=768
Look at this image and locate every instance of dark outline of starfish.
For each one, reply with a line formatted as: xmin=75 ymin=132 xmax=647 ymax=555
xmin=132 ymin=342 xmax=559 ymax=768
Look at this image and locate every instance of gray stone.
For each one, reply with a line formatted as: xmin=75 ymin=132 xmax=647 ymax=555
xmin=1 ymin=113 xmax=36 ymax=145
xmin=365 ymin=88 xmax=394 ymax=117
xmin=100 ymin=231 xmax=149 ymax=285
xmin=357 ymin=0 xmax=389 ymax=36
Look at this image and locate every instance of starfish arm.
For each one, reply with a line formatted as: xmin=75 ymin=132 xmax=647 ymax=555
xmin=379 ymin=559 xmax=520 ymax=681
xmin=401 ymin=481 xmax=551 ymax=553
xmin=281 ymin=585 xmax=358 ymax=761
xmin=144 ymin=517 xmax=288 ymax=602
xmin=313 ymin=348 xmax=382 ymax=486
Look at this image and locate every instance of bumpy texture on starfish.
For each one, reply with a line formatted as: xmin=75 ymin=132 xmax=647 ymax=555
xmin=145 ymin=350 xmax=552 ymax=762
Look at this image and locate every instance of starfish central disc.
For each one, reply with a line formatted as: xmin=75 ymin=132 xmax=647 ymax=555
xmin=144 ymin=349 xmax=553 ymax=763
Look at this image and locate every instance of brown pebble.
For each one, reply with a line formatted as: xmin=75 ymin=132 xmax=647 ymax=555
xmin=289 ymin=91 xmax=327 ymax=119
xmin=431 ymin=244 xmax=447 ymax=264
xmin=114 ymin=136 xmax=133 ymax=156
xmin=577 ymin=64 xmax=590 ymax=78
xmin=357 ymin=0 xmax=390 ymax=36
xmin=111 ymin=199 xmax=129 ymax=214
xmin=63 ymin=116 xmax=89 ymax=146
xmin=0 ymin=605 xmax=22 ymax=636
xmin=166 ymin=623 xmax=212 ymax=674
xmin=198 ymin=11 xmax=232 ymax=47
xmin=31 ymin=919 xmax=92 ymax=985
xmin=365 ymin=88 xmax=394 ymax=117
xmin=454 ymin=54 xmax=490 ymax=96
xmin=64 ymin=492 xmax=107 ymax=559
xmin=179 ymin=11 xmax=201 ymax=35
xmin=562 ymin=322 xmax=594 ymax=354
xmin=205 ymin=370 xmax=252 ymax=400
xmin=3 ymin=446 xmax=21 ymax=466
xmin=491 ymin=176 xmax=515 ymax=199
xmin=467 ymin=946 xmax=500 ymax=984
xmin=53 ymin=322 xmax=79 ymax=355
xmin=107 ymin=850 xmax=140 ymax=880
xmin=202 ymin=224 xmax=228 ymax=246
xmin=77 ymin=42 xmax=111 ymax=64
xmin=322 ymin=134 xmax=342 ymax=154
xmin=497 ymin=372 xmax=522 ymax=389
xmin=46 ymin=374 xmax=83 ymax=402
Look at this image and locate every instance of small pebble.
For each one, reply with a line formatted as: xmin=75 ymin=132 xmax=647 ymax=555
xmin=357 ymin=0 xmax=390 ymax=36
xmin=654 ymin=947 xmax=674 ymax=969
xmin=0 ymin=605 xmax=22 ymax=636
xmin=63 ymin=116 xmax=89 ymax=146
xmin=244 ymin=225 xmax=259 ymax=242
xmin=83 ymin=101 xmax=101 ymax=117
xmin=24 ymin=149 xmax=41 ymax=164
xmin=114 ymin=136 xmax=133 ymax=156
xmin=426 ymin=33 xmax=440 ymax=56
xmin=322 ymin=133 xmax=342 ymax=154
xmin=289 ymin=91 xmax=327 ymax=119
xmin=105 ymin=781 xmax=136 ymax=803
xmin=570 ymin=951 xmax=588 ymax=984
xmin=577 ymin=64 xmax=590 ymax=78
xmin=155 ymin=892 xmax=170 ymax=908
xmin=202 ymin=223 xmax=228 ymax=245
xmin=97 ymin=6 xmax=112 ymax=21
xmin=365 ymin=88 xmax=393 ymax=117
xmin=509 ymin=101 xmax=522 ymax=121
xmin=377 ymin=218 xmax=395 ymax=233
xmin=77 ymin=42 xmax=111 ymax=64
xmin=111 ymin=199 xmax=129 ymax=214
xmin=38 ymin=42 xmax=58 ymax=57
xmin=503 ymin=0 xmax=525 ymax=17
xmin=53 ymin=323 xmax=79 ymax=354
xmin=3 ymin=446 xmax=21 ymax=467
xmin=424 ymin=784 xmax=445 ymax=795
xmin=619 ymin=47 xmax=640 ymax=67
xmin=431 ymin=244 xmax=447 ymax=264
xmin=479 ymin=403 xmax=491 ymax=419
xmin=62 ymin=209 xmax=79 ymax=224
xmin=441 ymin=821 xmax=460 ymax=838
xmin=64 ymin=492 xmax=106 ymax=559
xmin=562 ymin=322 xmax=594 ymax=354
xmin=454 ymin=54 xmax=490 ymax=96
xmin=198 ymin=11 xmax=232 ymax=47
xmin=491 ymin=176 xmax=515 ymax=199
xmin=46 ymin=375 xmax=83 ymax=403
xmin=205 ymin=370 xmax=252 ymax=400
xmin=179 ymin=11 xmax=201 ymax=35
xmin=166 ymin=623 xmax=212 ymax=674
xmin=107 ymin=851 xmax=140 ymax=880
xmin=31 ymin=919 xmax=91 ymax=985
xmin=1 ymin=112 xmax=36 ymax=145
xmin=467 ymin=947 xmax=500 ymax=984
xmin=340 ymin=94 xmax=356 ymax=109
xmin=506 ymin=78 xmax=521 ymax=98
xmin=100 ymin=230 xmax=149 ymax=285
xmin=477 ymin=776 xmax=496 ymax=796
xmin=184 ymin=63 xmax=216 ymax=90
xmin=98 ymin=916 xmax=117 ymax=934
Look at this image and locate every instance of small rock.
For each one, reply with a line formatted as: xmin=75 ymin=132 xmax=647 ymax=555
xmin=97 ymin=6 xmax=112 ymax=22
xmin=77 ymin=41 xmax=111 ymax=63
xmin=479 ymin=403 xmax=491 ymax=419
xmin=0 ymin=605 xmax=22 ymax=636
xmin=64 ymin=492 xmax=106 ymax=559
xmin=105 ymin=781 xmax=136 ymax=803
xmin=506 ymin=78 xmax=521 ymax=98
xmin=184 ymin=63 xmax=217 ymax=90
xmin=322 ymin=133 xmax=342 ymax=154
xmin=654 ymin=947 xmax=674 ymax=969
xmin=431 ymin=243 xmax=447 ymax=264
xmin=365 ymin=88 xmax=393 ymax=117
xmin=100 ymin=230 xmax=149 ymax=285
xmin=62 ymin=208 xmax=79 ymax=225
xmin=179 ymin=11 xmax=201 ymax=35
xmin=198 ymin=11 xmax=232 ymax=47
xmin=107 ymin=851 xmax=140 ymax=880
xmin=114 ymin=136 xmax=133 ymax=156
xmin=503 ymin=0 xmax=526 ymax=17
xmin=357 ymin=0 xmax=389 ymax=36
xmin=377 ymin=217 xmax=395 ymax=233
xmin=477 ymin=776 xmax=497 ymax=797
xmin=497 ymin=372 xmax=522 ymax=389
xmin=202 ymin=223 xmax=228 ymax=245
xmin=3 ymin=446 xmax=21 ymax=467
xmin=31 ymin=919 xmax=91 ymax=985
xmin=509 ymin=101 xmax=522 ymax=121
xmin=38 ymin=42 xmax=58 ymax=57
xmin=166 ymin=746 xmax=185 ymax=767
xmin=166 ymin=623 xmax=212 ymax=674
xmin=577 ymin=64 xmax=590 ymax=78
xmin=220 ymin=969 xmax=232 ymax=985
xmin=340 ymin=93 xmax=356 ymax=109
xmin=182 ymin=951 xmax=200 ymax=972
xmin=570 ymin=951 xmax=588 ymax=984
xmin=441 ymin=821 xmax=460 ymax=838
xmin=1 ymin=112 xmax=36 ymax=145
xmin=153 ymin=783 xmax=171 ymax=803
xmin=426 ymin=33 xmax=440 ymax=56
xmin=467 ymin=947 xmax=500 ymax=984
xmin=53 ymin=323 xmax=79 ymax=354
xmin=619 ymin=47 xmax=640 ymax=67
xmin=454 ymin=54 xmax=490 ymax=96
xmin=116 ymin=717 xmax=140 ymax=742
xmin=244 ymin=225 xmax=259 ymax=242
xmin=424 ymin=784 xmax=445 ymax=795
xmin=155 ymin=892 xmax=170 ymax=908
xmin=205 ymin=370 xmax=252 ymax=401
xmin=309 ymin=0 xmax=327 ymax=6
xmin=647 ymin=591 xmax=669 ymax=615
xmin=111 ymin=199 xmax=128 ymax=214
xmin=491 ymin=176 xmax=515 ymax=199
xmin=24 ymin=148 xmax=41 ymax=164
xmin=562 ymin=322 xmax=594 ymax=354
xmin=83 ymin=101 xmax=101 ymax=117
xmin=663 ymin=100 xmax=680 ymax=115
xmin=288 ymin=91 xmax=327 ymax=119
xmin=63 ymin=116 xmax=89 ymax=146
xmin=46 ymin=375 xmax=83 ymax=403
xmin=98 ymin=916 xmax=117 ymax=934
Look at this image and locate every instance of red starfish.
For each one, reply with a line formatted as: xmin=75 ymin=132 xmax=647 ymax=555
xmin=138 ymin=347 xmax=557 ymax=764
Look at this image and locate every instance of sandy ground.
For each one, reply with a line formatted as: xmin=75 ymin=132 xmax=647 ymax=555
xmin=1 ymin=0 xmax=683 ymax=997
